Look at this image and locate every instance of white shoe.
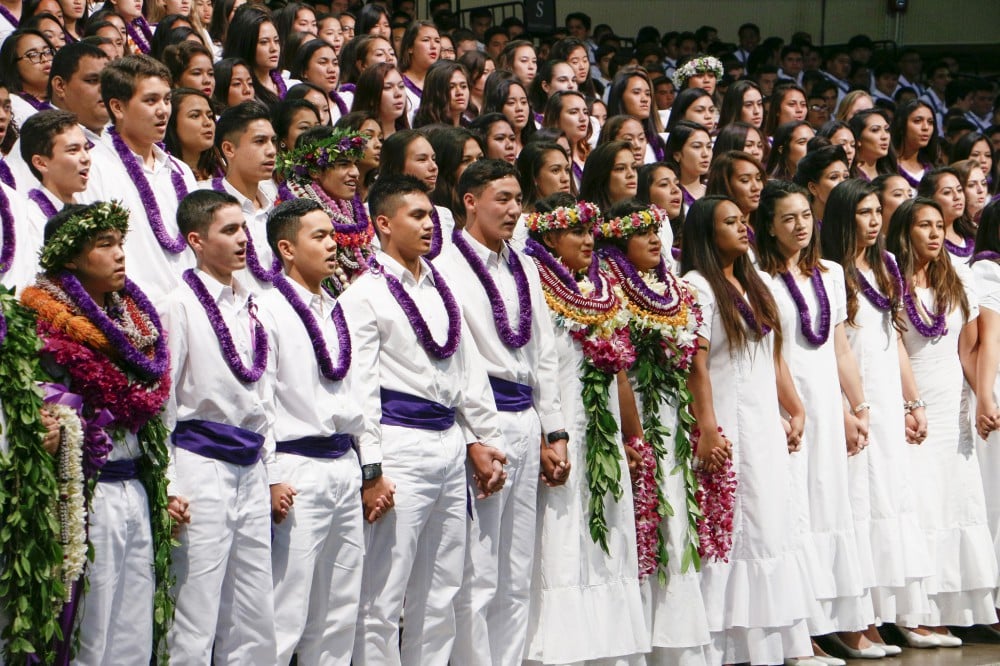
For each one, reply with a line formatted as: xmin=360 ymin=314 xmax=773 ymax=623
xmin=898 ymin=626 xmax=941 ymax=648
xmin=841 ymin=644 xmax=886 ymax=659
xmin=934 ymin=630 xmax=962 ymax=647
xmin=877 ymin=643 xmax=902 ymax=656
xmin=813 ymin=655 xmax=847 ymax=665
xmin=784 ymin=659 xmax=827 ymax=666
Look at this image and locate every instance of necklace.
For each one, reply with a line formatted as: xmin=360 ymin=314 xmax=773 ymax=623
xmin=109 ymin=127 xmax=189 ymax=254
xmin=210 ymin=178 xmax=281 ymax=282
xmin=401 ymin=74 xmax=422 ymax=98
xmin=269 ymin=70 xmax=287 ymax=98
xmin=271 ymin=274 xmax=351 ymax=380
xmin=125 ymin=16 xmax=152 ymax=53
xmin=733 ymin=287 xmax=771 ymax=336
xmin=600 ymin=246 xmax=684 ymax=315
xmin=182 ymin=269 xmax=268 ymax=382
xmin=0 ymin=159 xmax=13 ymax=188
xmin=972 ymin=251 xmax=1000 ymax=264
xmin=27 ymin=188 xmax=59 ymax=219
xmin=856 ymin=251 xmax=902 ymax=312
xmin=525 ymin=239 xmax=619 ymax=325
xmin=0 ymin=3 xmax=18 ymax=28
xmin=0 ymin=185 xmax=15 ymax=274
xmin=18 ymin=92 xmax=53 ymax=112
xmin=779 ymin=267 xmax=831 ymax=346
xmin=904 ymin=284 xmax=947 ymax=338
xmin=427 ymin=206 xmax=444 ymax=259
xmin=451 ymin=229 xmax=532 ymax=348
xmin=376 ymin=258 xmax=461 ymax=359
xmin=330 ymin=90 xmax=349 ymax=116
xmin=944 ymin=234 xmax=974 ymax=258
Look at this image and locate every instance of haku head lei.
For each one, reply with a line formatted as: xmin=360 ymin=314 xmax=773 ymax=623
xmin=595 ymin=204 xmax=669 ymax=240
xmin=524 ymin=201 xmax=602 ymax=235
xmin=275 ymin=129 xmax=368 ymax=182
xmin=39 ymin=200 xmax=130 ymax=271
xmin=673 ymin=55 xmax=724 ymax=89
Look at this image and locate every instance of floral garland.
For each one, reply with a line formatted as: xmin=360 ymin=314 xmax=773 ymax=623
xmin=673 ymin=55 xmax=724 ymax=89
xmin=272 ymin=273 xmax=352 ymax=381
xmin=526 ymin=239 xmax=635 ymax=552
xmin=270 ymin=69 xmax=288 ymax=98
xmin=734 ymin=290 xmax=771 ymax=336
xmin=0 ymin=290 xmax=66 ymax=664
xmin=451 ymin=229 xmax=532 ymax=348
xmin=275 ymin=129 xmax=367 ymax=183
xmin=182 ymin=269 xmax=268 ymax=383
xmin=629 ymin=435 xmax=660 ymax=579
xmin=595 ymin=204 xmax=668 ymax=240
xmin=125 ymin=16 xmax=153 ymax=53
xmin=945 ymin=234 xmax=975 ymax=258
xmin=690 ymin=426 xmax=737 ymax=562
xmin=108 ymin=127 xmax=189 ymax=254
xmin=602 ymin=247 xmax=703 ymax=579
xmin=904 ymin=287 xmax=947 ymax=338
xmin=524 ymin=200 xmax=601 ymax=235
xmin=210 ymin=178 xmax=282 ymax=283
xmin=374 ymin=258 xmax=462 ymax=359
xmin=39 ymin=200 xmax=130 ymax=272
xmin=779 ymin=268 xmax=831 ymax=346
xmin=857 ymin=251 xmax=903 ymax=312
xmin=0 ymin=183 xmax=15 ymax=274
xmin=48 ymin=402 xmax=87 ymax=601
xmin=28 ymin=187 xmax=59 ymax=219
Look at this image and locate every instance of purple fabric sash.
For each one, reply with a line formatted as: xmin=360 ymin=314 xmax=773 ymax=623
xmin=276 ymin=433 xmax=354 ymax=459
xmin=380 ymin=388 xmax=456 ymax=431
xmin=97 ymin=457 xmax=140 ymax=482
xmin=172 ymin=419 xmax=264 ymax=466
xmin=488 ymin=376 xmax=534 ymax=412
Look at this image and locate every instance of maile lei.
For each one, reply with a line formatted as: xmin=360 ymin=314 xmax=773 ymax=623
xmin=451 ymin=229 xmax=531 ymax=347
xmin=210 ymin=178 xmax=282 ymax=282
xmin=373 ymin=258 xmax=461 ymax=359
xmin=601 ymin=246 xmax=703 ymax=579
xmin=0 ymin=289 xmax=66 ymax=664
xmin=182 ymin=269 xmax=268 ymax=382
xmin=779 ymin=268 xmax=831 ymax=346
xmin=271 ymin=274 xmax=351 ymax=380
xmin=109 ymin=127 xmax=190 ymax=254
xmin=19 ymin=274 xmax=176 ymax=659
xmin=525 ymin=239 xmax=635 ymax=553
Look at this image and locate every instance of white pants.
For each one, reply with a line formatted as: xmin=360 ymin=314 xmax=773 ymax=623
xmin=452 ymin=409 xmax=540 ymax=666
xmin=272 ymin=453 xmax=363 ymax=665
xmin=167 ymin=449 xmax=276 ymax=665
xmin=73 ymin=478 xmax=153 ymax=666
xmin=352 ymin=424 xmax=467 ymax=666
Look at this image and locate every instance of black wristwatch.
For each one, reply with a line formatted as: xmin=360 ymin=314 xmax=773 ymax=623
xmin=361 ymin=463 xmax=382 ymax=481
xmin=546 ymin=430 xmax=569 ymax=444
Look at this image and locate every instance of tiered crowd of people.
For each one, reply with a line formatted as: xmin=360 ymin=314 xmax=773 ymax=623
xmin=1 ymin=0 xmax=1000 ymax=664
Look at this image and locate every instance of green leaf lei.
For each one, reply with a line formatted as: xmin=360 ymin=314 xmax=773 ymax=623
xmin=0 ymin=288 xmax=65 ymax=664
xmin=580 ymin=361 xmax=623 ymax=553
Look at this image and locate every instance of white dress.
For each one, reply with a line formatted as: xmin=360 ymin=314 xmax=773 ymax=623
xmin=684 ymin=270 xmax=812 ymax=666
xmin=769 ymin=261 xmax=874 ymax=634
xmin=525 ymin=290 xmax=648 ymax=665
xmin=844 ymin=262 xmax=932 ymax=623
xmin=900 ymin=267 xmax=998 ymax=626
xmin=972 ymin=258 xmax=1000 ymax=596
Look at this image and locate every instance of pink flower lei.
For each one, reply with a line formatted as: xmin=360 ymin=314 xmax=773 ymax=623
xmin=691 ymin=426 xmax=737 ymax=563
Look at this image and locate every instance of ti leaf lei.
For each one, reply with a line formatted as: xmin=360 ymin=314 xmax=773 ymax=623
xmin=0 ymin=289 xmax=65 ymax=664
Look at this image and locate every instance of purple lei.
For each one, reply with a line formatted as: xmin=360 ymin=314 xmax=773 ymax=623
xmin=451 ymin=229 xmax=532 ymax=348
xmin=779 ymin=268 xmax=831 ymax=346
xmin=681 ymin=186 xmax=696 ymax=208
xmin=211 ymin=178 xmax=281 ymax=282
xmin=733 ymin=289 xmax=771 ymax=336
xmin=270 ymin=70 xmax=288 ymax=98
xmin=109 ymin=127 xmax=189 ymax=254
xmin=571 ymin=162 xmax=583 ymax=186
xmin=126 ymin=16 xmax=152 ymax=53
xmin=0 ymin=3 xmax=18 ymax=28
xmin=401 ymin=74 xmax=422 ymax=99
xmin=945 ymin=234 xmax=975 ymax=258
xmin=897 ymin=162 xmax=930 ymax=189
xmin=0 ymin=185 xmax=15 ymax=274
xmin=524 ymin=238 xmax=603 ymax=296
xmin=330 ymin=90 xmax=349 ymax=116
xmin=310 ymin=182 xmax=373 ymax=236
xmin=27 ymin=188 xmax=59 ymax=219
xmin=972 ymin=251 xmax=1000 ymax=264
xmin=182 ymin=269 xmax=268 ymax=382
xmin=903 ymin=286 xmax=947 ymax=338
xmin=600 ymin=245 xmax=686 ymax=317
xmin=857 ymin=251 xmax=903 ymax=312
xmin=376 ymin=259 xmax=461 ymax=359
xmin=59 ymin=271 xmax=170 ymax=381
xmin=351 ymin=193 xmax=370 ymax=229
xmin=0 ymin=159 xmax=14 ymax=188
xmin=339 ymin=82 xmax=356 ymax=94
xmin=647 ymin=129 xmax=666 ymax=161
xmin=271 ymin=273 xmax=351 ymax=380
xmin=427 ymin=207 xmax=444 ymax=259
xmin=18 ymin=92 xmax=53 ymax=112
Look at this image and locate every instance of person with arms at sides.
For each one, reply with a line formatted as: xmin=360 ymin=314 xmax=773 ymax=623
xmin=820 ymin=179 xmax=931 ymax=655
xmin=438 ymin=159 xmax=566 ymax=666
xmin=261 ymin=198 xmax=387 ymax=664
xmin=89 ymin=54 xmax=197 ymax=302
xmin=886 ymin=197 xmax=997 ymax=645
xmin=755 ymin=180 xmax=878 ymax=661
xmin=18 ymin=110 xmax=90 ymax=273
xmin=339 ymin=174 xmax=507 ymax=665
xmin=159 ymin=189 xmax=280 ymax=664
xmin=202 ymin=101 xmax=280 ymax=293
xmin=276 ymin=125 xmax=373 ymax=294
xmin=521 ymin=192 xmax=648 ymax=665
xmin=792 ymin=144 xmax=851 ymax=226
xmin=19 ymin=200 xmax=174 ymax=665
xmin=594 ymin=198 xmax=710 ymax=665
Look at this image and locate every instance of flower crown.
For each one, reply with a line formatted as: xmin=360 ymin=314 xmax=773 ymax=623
xmin=595 ymin=204 xmax=669 ymax=239
xmin=275 ymin=129 xmax=367 ymax=183
xmin=673 ymin=55 xmax=724 ymax=89
xmin=525 ymin=201 xmax=602 ymax=235
xmin=39 ymin=200 xmax=130 ymax=271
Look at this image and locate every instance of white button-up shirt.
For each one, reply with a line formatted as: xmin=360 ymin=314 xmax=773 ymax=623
xmin=339 ymin=251 xmax=504 ymax=466
xmin=436 ymin=231 xmax=563 ymax=434
xmin=159 ymin=269 xmax=276 ymax=494
xmin=0 ymin=182 xmax=35 ymax=291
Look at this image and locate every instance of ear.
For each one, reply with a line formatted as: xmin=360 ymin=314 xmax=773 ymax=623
xmin=31 ymin=153 xmax=50 ymax=177
xmin=50 ymin=75 xmax=67 ymax=101
xmin=220 ymin=138 xmax=237 ymax=161
xmin=462 ymin=191 xmax=476 ymax=216
xmin=374 ymin=212 xmax=392 ymax=238
xmin=185 ymin=230 xmax=203 ymax=254
xmin=107 ymin=97 xmax=126 ymax=124
xmin=276 ymin=237 xmax=295 ymax=262
xmin=807 ymin=181 xmax=820 ymax=198
xmin=541 ymin=230 xmax=559 ymax=250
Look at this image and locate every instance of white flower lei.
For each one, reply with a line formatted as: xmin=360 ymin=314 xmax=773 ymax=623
xmin=673 ymin=55 xmax=724 ymax=89
xmin=625 ymin=271 xmax=700 ymax=349
xmin=50 ymin=403 xmax=87 ymax=601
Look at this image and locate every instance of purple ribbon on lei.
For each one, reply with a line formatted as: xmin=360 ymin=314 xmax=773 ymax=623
xmin=401 ymin=74 xmax=422 ymax=99
xmin=18 ymin=93 xmax=53 ymax=112
xmin=945 ymin=235 xmax=975 ymax=258
xmin=330 ymin=90 xmax=349 ymax=116
xmin=42 ymin=382 xmax=115 ymax=478
xmin=972 ymin=251 xmax=1000 ymax=264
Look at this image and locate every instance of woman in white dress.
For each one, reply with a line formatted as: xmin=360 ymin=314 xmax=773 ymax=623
xmin=755 ymin=180 xmax=876 ymax=662
xmin=680 ymin=195 xmax=816 ymax=665
xmin=819 ymin=178 xmax=932 ymax=651
xmin=523 ymin=193 xmax=648 ymax=665
xmin=886 ymin=197 xmax=998 ymax=639
xmin=596 ymin=200 xmax=710 ymax=666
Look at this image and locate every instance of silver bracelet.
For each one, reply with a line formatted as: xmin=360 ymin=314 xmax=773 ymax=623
xmin=852 ymin=401 xmax=871 ymax=415
xmin=904 ymin=398 xmax=927 ymax=413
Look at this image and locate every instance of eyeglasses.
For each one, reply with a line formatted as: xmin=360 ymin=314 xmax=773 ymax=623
xmin=809 ymin=104 xmax=828 ymax=112
xmin=17 ymin=47 xmax=56 ymax=64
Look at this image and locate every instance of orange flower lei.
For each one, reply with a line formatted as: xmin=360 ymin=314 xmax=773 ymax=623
xmin=20 ymin=286 xmax=114 ymax=355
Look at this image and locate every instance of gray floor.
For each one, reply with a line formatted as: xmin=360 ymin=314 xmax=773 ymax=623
xmin=842 ymin=627 xmax=1000 ymax=665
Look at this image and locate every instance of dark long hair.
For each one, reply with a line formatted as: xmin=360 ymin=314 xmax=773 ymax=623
xmin=428 ymin=126 xmax=481 ymax=219
xmin=352 ymin=61 xmax=409 ymax=131
xmin=754 ymin=179 xmax=823 ymax=276
xmin=766 ymin=120 xmax=810 ymax=179
xmin=211 ymin=57 xmax=250 ymax=111
xmin=579 ymin=140 xmax=632 ymax=212
xmin=222 ymin=4 xmax=279 ymax=106
xmin=975 ymin=200 xmax=1000 ymax=255
xmin=664 ymin=87 xmax=712 ymax=134
xmin=718 ymin=79 xmax=762 ymax=130
xmin=412 ymin=60 xmax=468 ymax=127
xmin=680 ymin=194 xmax=782 ymax=353
xmin=638 ymin=161 xmax=685 ymax=247
xmin=917 ymin=166 xmax=977 ymax=240
xmin=518 ymin=140 xmax=571 ymax=207
xmin=713 ymin=121 xmax=768 ymax=164
xmin=607 ymin=66 xmax=663 ymax=137
xmin=482 ymin=71 xmax=535 ymax=146
xmin=891 ymin=99 xmax=941 ymax=167
xmin=762 ymin=82 xmax=806 ymax=139
xmin=0 ymin=30 xmax=56 ymax=94
xmin=164 ymin=87 xmax=224 ymax=179
xmin=849 ymin=108 xmax=897 ymax=176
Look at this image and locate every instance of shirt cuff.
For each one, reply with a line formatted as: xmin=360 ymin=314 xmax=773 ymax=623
xmin=358 ymin=441 xmax=383 ymax=466
xmin=539 ymin=412 xmax=564 ymax=436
